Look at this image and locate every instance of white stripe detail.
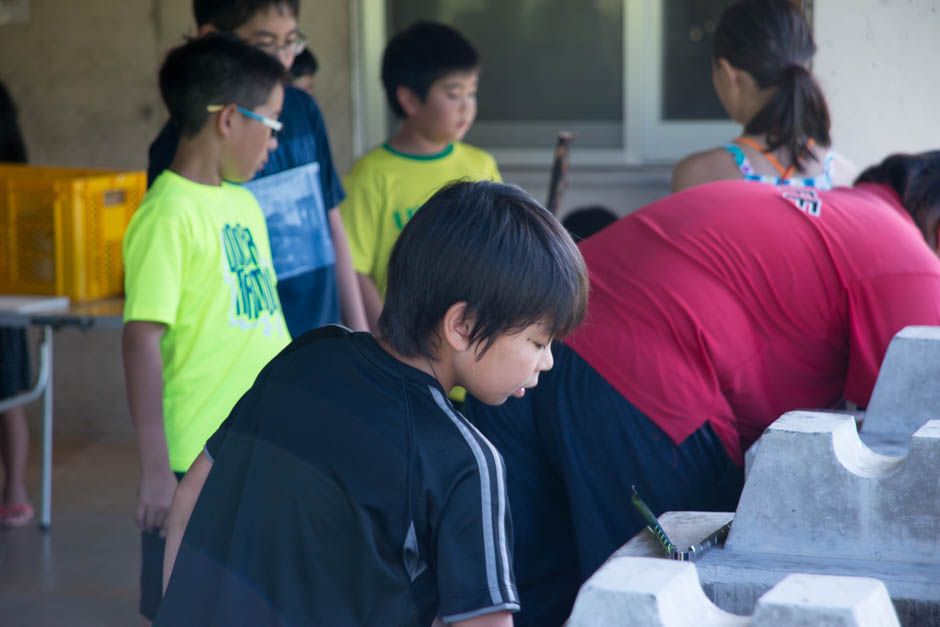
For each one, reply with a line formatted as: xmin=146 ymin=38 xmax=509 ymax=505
xmin=430 ymin=386 xmax=513 ymax=605
xmin=474 ymin=422 xmax=515 ymax=602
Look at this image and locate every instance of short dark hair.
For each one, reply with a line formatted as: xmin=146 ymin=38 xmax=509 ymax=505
xmin=381 ymin=21 xmax=480 ymax=118
xmin=159 ymin=33 xmax=286 ymax=137
xmin=856 ymin=150 xmax=940 ymax=250
xmin=193 ymin=0 xmax=299 ymax=30
xmin=380 ymin=181 xmax=589 ymax=360
xmin=290 ymin=49 xmax=319 ymax=78
xmin=713 ymin=0 xmax=830 ymax=172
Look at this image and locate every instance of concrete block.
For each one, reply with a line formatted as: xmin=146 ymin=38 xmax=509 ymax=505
xmin=567 ymin=557 xmax=899 ymax=626
xmin=727 ymin=412 xmax=940 ymax=563
xmin=567 ymin=557 xmax=747 ymax=627
xmin=695 ymin=553 xmax=940 ymax=626
xmin=861 ymin=326 xmax=940 ymax=450
xmin=752 ymin=574 xmax=899 ymax=627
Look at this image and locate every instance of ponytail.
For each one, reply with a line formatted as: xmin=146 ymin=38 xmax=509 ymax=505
xmin=745 ymin=64 xmax=831 ymax=173
xmin=857 ymin=151 xmax=940 ymax=249
xmin=714 ymin=0 xmax=830 ymax=172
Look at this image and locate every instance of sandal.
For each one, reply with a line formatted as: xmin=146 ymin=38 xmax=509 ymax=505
xmin=0 ymin=503 xmax=34 ymax=527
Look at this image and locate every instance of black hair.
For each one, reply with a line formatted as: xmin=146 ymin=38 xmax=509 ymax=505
xmin=380 ymin=180 xmax=589 ymax=360
xmin=290 ymin=49 xmax=318 ymax=78
xmin=0 ymin=79 xmax=27 ymax=163
xmin=562 ymin=205 xmax=618 ymax=242
xmin=159 ymin=33 xmax=286 ymax=137
xmin=856 ymin=150 xmax=940 ymax=250
xmin=713 ymin=0 xmax=830 ymax=172
xmin=193 ymin=0 xmax=299 ymax=30
xmin=381 ymin=20 xmax=480 ymax=118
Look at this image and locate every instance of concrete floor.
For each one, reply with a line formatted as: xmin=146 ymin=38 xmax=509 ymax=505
xmin=0 ymin=437 xmax=145 ymax=626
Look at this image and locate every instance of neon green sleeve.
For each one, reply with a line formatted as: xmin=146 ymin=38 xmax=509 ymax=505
xmin=123 ymin=209 xmax=186 ymax=326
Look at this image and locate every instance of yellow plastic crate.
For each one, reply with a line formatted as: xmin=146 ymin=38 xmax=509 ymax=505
xmin=0 ymin=164 xmax=146 ymax=302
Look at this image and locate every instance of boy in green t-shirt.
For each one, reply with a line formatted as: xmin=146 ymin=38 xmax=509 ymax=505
xmin=339 ymin=21 xmax=502 ymax=332
xmin=121 ymin=34 xmax=290 ymax=621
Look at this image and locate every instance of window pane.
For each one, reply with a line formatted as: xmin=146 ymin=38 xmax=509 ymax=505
xmin=661 ymin=0 xmax=735 ymax=121
xmin=388 ymin=0 xmax=624 ymax=149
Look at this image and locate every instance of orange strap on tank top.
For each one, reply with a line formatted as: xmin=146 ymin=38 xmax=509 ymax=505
xmin=734 ymin=137 xmax=815 ymax=179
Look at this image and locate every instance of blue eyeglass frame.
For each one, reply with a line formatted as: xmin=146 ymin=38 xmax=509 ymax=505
xmin=206 ymin=104 xmax=283 ymax=136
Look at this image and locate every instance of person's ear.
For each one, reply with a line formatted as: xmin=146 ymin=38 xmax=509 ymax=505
xmin=197 ymin=23 xmax=216 ymax=37
xmin=716 ymin=57 xmax=738 ymax=87
xmin=213 ymin=104 xmax=237 ymax=138
xmin=440 ymin=302 xmax=473 ymax=353
xmin=396 ymin=86 xmax=422 ymax=117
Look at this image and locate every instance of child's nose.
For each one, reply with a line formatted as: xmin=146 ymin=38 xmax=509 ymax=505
xmin=277 ymin=49 xmax=294 ymax=69
xmin=539 ymin=347 xmax=554 ymax=372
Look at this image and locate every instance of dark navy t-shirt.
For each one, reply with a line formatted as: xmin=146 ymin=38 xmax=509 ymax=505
xmin=147 ymin=86 xmax=345 ymax=338
xmin=155 ymin=327 xmax=520 ymax=626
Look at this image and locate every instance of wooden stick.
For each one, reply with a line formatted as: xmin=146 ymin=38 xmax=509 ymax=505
xmin=546 ymin=131 xmax=574 ymax=217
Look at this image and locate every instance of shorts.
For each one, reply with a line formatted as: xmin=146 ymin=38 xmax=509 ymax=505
xmin=0 ymin=327 xmax=30 ymax=399
xmin=139 ymin=471 xmax=186 ymax=620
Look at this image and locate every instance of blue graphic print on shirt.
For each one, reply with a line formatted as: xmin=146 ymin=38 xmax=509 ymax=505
xmin=220 ymin=223 xmax=280 ymax=322
xmin=242 ymin=162 xmax=335 ymax=281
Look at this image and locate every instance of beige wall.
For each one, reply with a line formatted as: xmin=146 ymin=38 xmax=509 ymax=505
xmin=0 ymin=0 xmax=354 ymax=174
xmin=814 ymin=0 xmax=940 ymax=170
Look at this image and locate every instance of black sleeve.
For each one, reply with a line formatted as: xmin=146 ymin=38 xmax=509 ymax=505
xmin=433 ymin=423 xmax=520 ymax=623
xmin=204 ymin=367 xmax=267 ymax=462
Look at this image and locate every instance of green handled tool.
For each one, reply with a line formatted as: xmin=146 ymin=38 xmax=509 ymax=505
xmin=630 ymin=485 xmax=731 ymax=562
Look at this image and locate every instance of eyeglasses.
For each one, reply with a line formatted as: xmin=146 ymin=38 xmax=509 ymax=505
xmin=206 ymin=105 xmax=283 ymax=137
xmin=251 ymin=34 xmax=307 ymax=57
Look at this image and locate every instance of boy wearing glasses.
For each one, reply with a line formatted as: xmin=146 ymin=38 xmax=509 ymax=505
xmin=148 ymin=0 xmax=368 ymax=340
xmin=122 ymin=34 xmax=290 ymax=622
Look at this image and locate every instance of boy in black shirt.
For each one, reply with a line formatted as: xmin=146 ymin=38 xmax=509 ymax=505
xmin=157 ymin=180 xmax=589 ymax=626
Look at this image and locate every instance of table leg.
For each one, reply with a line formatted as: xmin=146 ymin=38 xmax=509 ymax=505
xmin=40 ymin=325 xmax=53 ymax=530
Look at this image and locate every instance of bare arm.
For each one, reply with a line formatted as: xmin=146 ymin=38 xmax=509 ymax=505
xmin=162 ymin=450 xmax=212 ymax=593
xmin=328 ymin=208 xmax=369 ymax=332
xmin=357 ymin=272 xmax=384 ymax=334
xmin=451 ymin=611 xmax=513 ymax=627
xmin=122 ymin=320 xmax=177 ymax=536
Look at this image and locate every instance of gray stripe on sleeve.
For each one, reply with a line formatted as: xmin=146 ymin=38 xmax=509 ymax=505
xmin=429 ymin=386 xmax=505 ymax=606
xmin=467 ymin=419 xmax=516 ymax=602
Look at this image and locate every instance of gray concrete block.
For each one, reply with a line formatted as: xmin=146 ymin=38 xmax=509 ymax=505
xmin=694 ymin=551 xmax=940 ymax=626
xmin=567 ymin=557 xmax=900 ymax=626
xmin=860 ymin=326 xmax=940 ymax=449
xmin=752 ymin=574 xmax=899 ymax=627
xmin=567 ymin=557 xmax=748 ymax=627
xmin=727 ymin=412 xmax=939 ymax=563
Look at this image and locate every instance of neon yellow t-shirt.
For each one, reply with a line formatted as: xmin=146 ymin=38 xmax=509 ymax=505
xmin=123 ymin=171 xmax=289 ymax=472
xmin=339 ymin=142 xmax=502 ymax=296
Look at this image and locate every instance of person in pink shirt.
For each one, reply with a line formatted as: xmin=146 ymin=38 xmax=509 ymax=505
xmin=464 ymin=151 xmax=940 ymax=627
